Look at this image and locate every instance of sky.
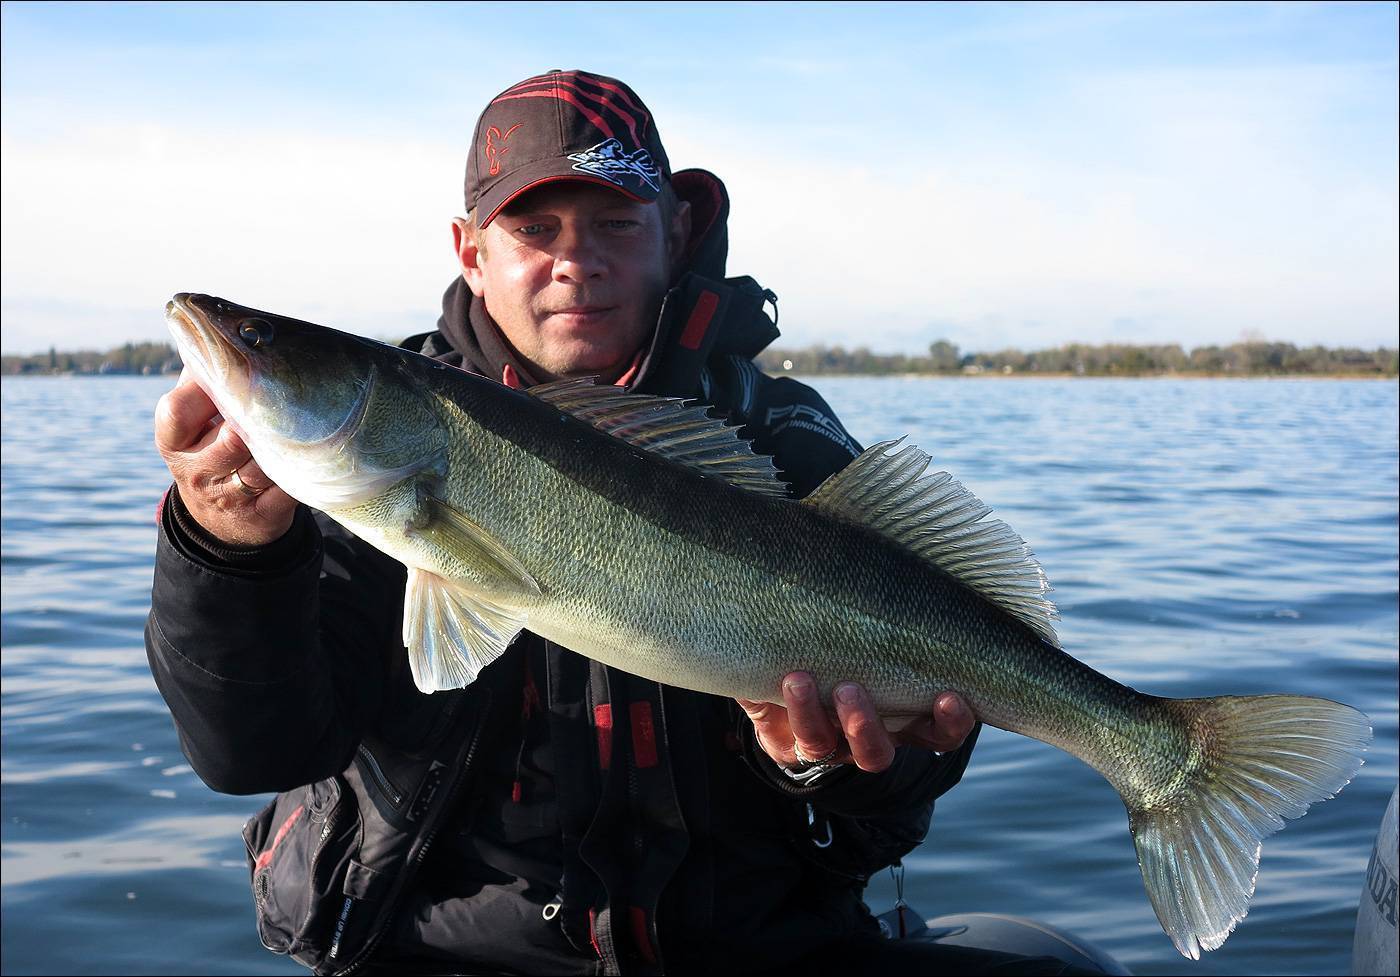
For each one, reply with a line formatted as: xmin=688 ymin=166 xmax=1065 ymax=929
xmin=1 ymin=1 xmax=1396 ymax=356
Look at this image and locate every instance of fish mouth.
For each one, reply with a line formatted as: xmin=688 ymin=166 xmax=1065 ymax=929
xmin=165 ymin=292 xmax=253 ymax=417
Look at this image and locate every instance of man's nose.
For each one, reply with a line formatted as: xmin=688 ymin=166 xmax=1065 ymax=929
xmin=551 ymin=225 xmax=608 ymax=283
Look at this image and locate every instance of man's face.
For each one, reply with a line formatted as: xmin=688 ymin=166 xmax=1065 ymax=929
xmin=456 ymin=182 xmax=688 ymax=383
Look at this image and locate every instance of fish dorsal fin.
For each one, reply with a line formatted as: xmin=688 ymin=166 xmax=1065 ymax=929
xmin=403 ymin=568 xmax=527 ymax=693
xmin=528 ymin=378 xmax=788 ymax=498
xmin=804 ymin=438 xmax=1061 ymax=647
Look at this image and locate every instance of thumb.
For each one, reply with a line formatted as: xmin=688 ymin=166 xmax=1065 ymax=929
xmin=735 ymin=697 xmax=794 ymax=764
xmin=736 ymin=697 xmax=780 ymax=727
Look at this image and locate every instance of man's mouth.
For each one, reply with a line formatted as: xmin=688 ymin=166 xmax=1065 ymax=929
xmin=549 ymin=306 xmax=617 ymax=324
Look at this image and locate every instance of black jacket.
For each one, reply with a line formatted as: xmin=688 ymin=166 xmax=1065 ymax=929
xmin=145 ymin=169 xmax=978 ymax=976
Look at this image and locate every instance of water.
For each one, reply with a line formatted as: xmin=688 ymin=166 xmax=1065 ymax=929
xmin=2 ymin=374 xmax=1396 ymax=976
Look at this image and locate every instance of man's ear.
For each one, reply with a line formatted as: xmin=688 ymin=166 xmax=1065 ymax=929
xmin=452 ymin=217 xmax=487 ymax=298
xmin=667 ymin=200 xmax=692 ymax=274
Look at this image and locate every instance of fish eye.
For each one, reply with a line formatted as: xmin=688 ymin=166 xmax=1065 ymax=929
xmin=238 ymin=318 xmax=274 ymax=348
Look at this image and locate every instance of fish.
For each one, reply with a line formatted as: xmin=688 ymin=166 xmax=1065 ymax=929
xmin=165 ymin=291 xmax=1371 ymax=960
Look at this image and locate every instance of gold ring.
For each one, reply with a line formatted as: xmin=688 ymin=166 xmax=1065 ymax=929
xmin=229 ymin=468 xmax=264 ymax=498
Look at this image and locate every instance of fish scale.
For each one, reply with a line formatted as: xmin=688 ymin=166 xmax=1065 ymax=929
xmin=165 ymin=291 xmax=1372 ymax=961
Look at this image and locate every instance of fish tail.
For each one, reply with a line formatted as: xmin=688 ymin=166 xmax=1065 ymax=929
xmin=1126 ymin=694 xmax=1370 ymax=959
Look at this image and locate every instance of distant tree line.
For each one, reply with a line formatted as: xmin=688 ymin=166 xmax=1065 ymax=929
xmin=4 ymin=338 xmax=1396 ymax=379
xmin=756 ymin=339 xmax=1399 ymax=377
xmin=1 ymin=342 xmax=182 ymax=376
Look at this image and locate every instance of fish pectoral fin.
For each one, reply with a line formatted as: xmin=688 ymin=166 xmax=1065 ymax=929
xmin=414 ymin=492 xmax=542 ymax=598
xmin=403 ymin=568 xmax=526 ymax=693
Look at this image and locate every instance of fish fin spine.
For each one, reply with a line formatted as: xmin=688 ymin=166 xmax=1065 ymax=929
xmin=803 ymin=439 xmax=1060 ymax=646
xmin=526 ymin=378 xmax=789 ymax=498
xmin=1126 ymin=694 xmax=1371 ymax=959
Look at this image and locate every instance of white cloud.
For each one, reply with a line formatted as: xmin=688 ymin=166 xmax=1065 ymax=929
xmin=1 ymin=123 xmax=466 ymax=353
xmin=2 ymin=54 xmax=1395 ymax=357
xmin=662 ymin=57 xmax=1398 ymax=353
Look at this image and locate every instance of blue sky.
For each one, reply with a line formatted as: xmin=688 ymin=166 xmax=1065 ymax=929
xmin=2 ymin=1 xmax=1396 ymax=355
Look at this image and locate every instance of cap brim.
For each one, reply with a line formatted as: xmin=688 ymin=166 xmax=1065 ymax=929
xmin=476 ymin=156 xmax=658 ymax=227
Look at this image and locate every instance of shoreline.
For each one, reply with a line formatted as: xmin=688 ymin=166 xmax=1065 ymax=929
xmin=772 ymin=371 xmax=1399 ymax=381
xmin=4 ymin=370 xmax=1397 ymax=381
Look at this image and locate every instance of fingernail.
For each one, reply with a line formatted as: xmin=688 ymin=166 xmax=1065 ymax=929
xmin=939 ymin=693 xmax=966 ymax=717
xmin=784 ymin=678 xmax=812 ymax=704
xmin=835 ymin=683 xmax=861 ymax=705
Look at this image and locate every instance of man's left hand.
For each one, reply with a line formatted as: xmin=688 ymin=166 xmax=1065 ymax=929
xmin=737 ymin=673 xmax=974 ymax=774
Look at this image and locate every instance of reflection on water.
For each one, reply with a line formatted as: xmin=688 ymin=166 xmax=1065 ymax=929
xmin=3 ymin=375 xmax=1396 ymax=976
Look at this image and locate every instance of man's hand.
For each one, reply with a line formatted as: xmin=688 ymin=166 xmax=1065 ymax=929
xmin=154 ymin=372 xmax=297 ymax=547
xmin=737 ymin=672 xmax=974 ymax=774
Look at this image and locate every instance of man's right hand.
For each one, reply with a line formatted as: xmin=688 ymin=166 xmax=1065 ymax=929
xmin=154 ymin=372 xmax=297 ymax=547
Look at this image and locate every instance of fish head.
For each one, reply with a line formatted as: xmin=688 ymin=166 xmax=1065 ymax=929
xmin=167 ymin=293 xmax=374 ymax=437
xmin=166 ymin=292 xmax=446 ymax=510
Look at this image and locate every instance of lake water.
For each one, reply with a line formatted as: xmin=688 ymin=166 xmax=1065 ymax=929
xmin=2 ymin=374 xmax=1396 ymax=976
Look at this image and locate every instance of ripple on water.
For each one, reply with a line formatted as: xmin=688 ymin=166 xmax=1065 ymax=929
xmin=2 ymin=375 xmax=1396 ymax=977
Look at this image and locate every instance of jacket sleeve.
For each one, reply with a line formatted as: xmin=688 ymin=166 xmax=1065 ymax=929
xmin=733 ymin=370 xmax=982 ymax=832
xmin=144 ymin=487 xmax=403 ymax=795
xmin=723 ymin=372 xmax=865 ymax=499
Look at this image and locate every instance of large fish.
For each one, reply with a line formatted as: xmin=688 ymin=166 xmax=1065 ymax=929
xmin=166 ymin=292 xmax=1370 ymax=960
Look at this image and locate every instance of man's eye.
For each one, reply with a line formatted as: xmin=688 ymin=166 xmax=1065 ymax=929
xmin=605 ymin=219 xmax=640 ymax=231
xmin=517 ymin=223 xmax=547 ymax=236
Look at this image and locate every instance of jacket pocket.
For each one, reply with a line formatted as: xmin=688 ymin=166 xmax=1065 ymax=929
xmin=242 ymin=774 xmax=361 ymax=968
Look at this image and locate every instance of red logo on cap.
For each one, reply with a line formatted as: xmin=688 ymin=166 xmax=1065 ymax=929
xmin=485 ymin=124 xmax=523 ymax=177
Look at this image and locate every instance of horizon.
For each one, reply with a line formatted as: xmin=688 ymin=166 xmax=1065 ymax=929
xmin=2 ymin=2 xmax=1396 ymax=356
xmin=4 ymin=333 xmax=1398 ymax=361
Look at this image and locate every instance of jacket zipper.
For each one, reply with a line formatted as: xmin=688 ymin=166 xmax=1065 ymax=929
xmin=332 ymin=693 xmax=491 ymax=976
xmin=299 ymin=803 xmax=347 ymax=939
xmin=355 ymin=744 xmax=403 ymax=806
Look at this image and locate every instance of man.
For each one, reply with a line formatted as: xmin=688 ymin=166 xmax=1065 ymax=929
xmin=148 ymin=70 xmax=984 ymax=975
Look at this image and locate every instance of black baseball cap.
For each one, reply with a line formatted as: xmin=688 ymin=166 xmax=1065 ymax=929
xmin=465 ymin=69 xmax=672 ymax=227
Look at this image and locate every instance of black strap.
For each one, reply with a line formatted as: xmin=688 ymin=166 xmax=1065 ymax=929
xmin=545 ymin=644 xmax=611 ymax=964
xmin=639 ymin=273 xmax=779 ymax=400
